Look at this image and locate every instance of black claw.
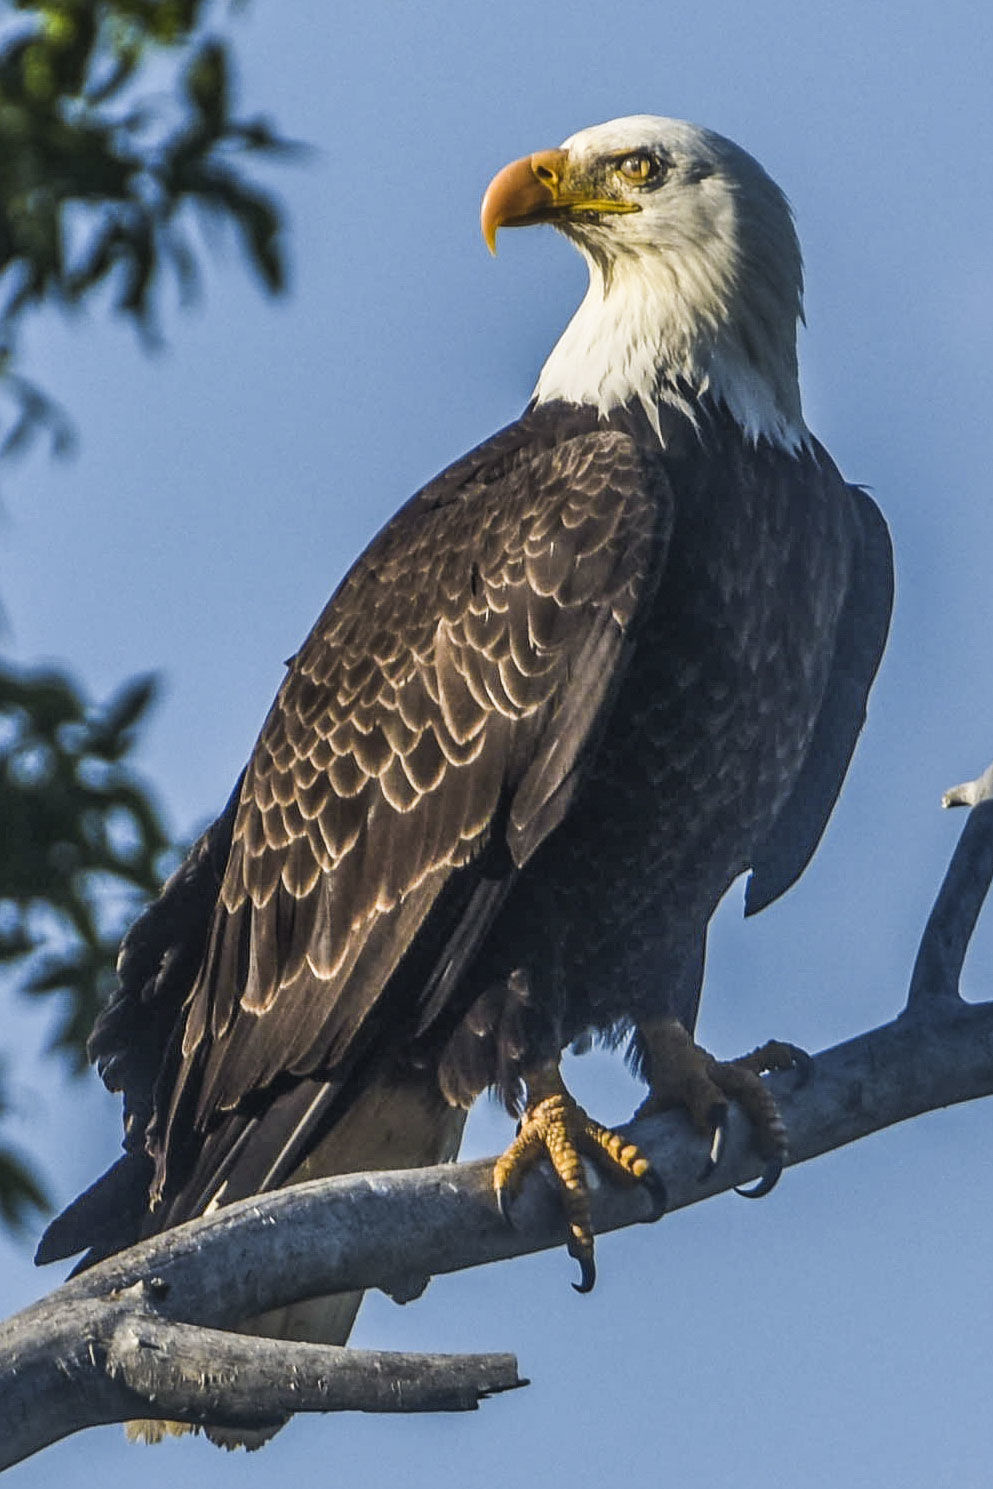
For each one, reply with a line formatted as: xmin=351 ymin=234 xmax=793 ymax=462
xmin=571 ymin=1254 xmax=597 ymax=1294
xmin=700 ymin=1113 xmax=726 ymax=1179
xmin=790 ymin=1048 xmax=814 ymax=1088
xmin=641 ymin=1166 xmax=668 ymax=1222
xmin=735 ymin=1158 xmax=783 ymax=1199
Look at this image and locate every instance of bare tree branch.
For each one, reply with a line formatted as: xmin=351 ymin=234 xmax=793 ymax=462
xmin=105 ymin=1314 xmax=522 ymax=1421
xmin=2 ymin=780 xmax=993 ymax=1469
xmin=909 ymin=788 xmax=993 ymax=1013
xmin=2 ymin=1271 xmax=526 ymax=1465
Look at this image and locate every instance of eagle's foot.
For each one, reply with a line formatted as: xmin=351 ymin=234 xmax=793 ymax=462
xmin=637 ymin=1020 xmax=808 ymax=1197
xmin=493 ymin=1065 xmax=661 ymax=1293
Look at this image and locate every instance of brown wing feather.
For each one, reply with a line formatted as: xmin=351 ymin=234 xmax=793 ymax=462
xmin=139 ymin=430 xmax=670 ymax=1210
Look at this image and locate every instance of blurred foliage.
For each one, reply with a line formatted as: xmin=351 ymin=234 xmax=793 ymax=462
xmin=0 ymin=665 xmax=175 ymax=1226
xmin=0 ymin=0 xmax=298 ymax=458
xmin=0 ymin=1 xmax=295 ymax=1230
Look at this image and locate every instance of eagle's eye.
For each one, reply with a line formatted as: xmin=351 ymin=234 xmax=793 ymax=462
xmin=616 ymin=151 xmax=662 ymax=185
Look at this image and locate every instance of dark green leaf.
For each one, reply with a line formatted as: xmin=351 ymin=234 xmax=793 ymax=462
xmin=0 ymin=1146 xmax=50 ymax=1230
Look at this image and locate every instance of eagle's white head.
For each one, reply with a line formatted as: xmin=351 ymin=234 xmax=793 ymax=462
xmin=481 ymin=115 xmax=807 ymax=452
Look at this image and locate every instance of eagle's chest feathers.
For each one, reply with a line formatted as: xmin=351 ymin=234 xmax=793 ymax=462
xmin=550 ymin=439 xmax=847 ymax=959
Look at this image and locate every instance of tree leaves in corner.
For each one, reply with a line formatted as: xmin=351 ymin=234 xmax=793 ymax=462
xmin=0 ymin=0 xmax=300 ymax=457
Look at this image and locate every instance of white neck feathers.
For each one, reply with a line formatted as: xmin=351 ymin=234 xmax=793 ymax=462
xmin=534 ymin=251 xmax=807 ymax=452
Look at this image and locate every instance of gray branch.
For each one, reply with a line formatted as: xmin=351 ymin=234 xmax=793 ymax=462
xmin=104 ymin=1312 xmax=521 ymax=1422
xmin=3 ymin=775 xmax=993 ymax=1470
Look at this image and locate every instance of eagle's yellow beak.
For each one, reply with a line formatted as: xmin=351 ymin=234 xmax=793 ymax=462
xmin=480 ymin=148 xmax=639 ymax=254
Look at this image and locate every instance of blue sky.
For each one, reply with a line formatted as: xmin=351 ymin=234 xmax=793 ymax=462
xmin=4 ymin=0 xmax=993 ymax=1483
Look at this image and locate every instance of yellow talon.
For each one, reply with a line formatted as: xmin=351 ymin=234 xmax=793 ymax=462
xmin=493 ymin=1064 xmax=663 ymax=1292
xmin=637 ymin=1018 xmax=807 ymax=1194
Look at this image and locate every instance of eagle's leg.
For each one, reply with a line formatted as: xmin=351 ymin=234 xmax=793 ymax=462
xmin=635 ymin=1019 xmax=809 ymax=1197
xmin=493 ymin=1063 xmax=662 ymax=1293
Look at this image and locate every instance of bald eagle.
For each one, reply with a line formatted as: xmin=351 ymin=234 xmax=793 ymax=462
xmin=38 ymin=115 xmax=892 ymax=1444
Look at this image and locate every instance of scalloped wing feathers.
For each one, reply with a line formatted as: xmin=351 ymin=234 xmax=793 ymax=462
xmin=151 ymin=429 xmax=670 ymax=1206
